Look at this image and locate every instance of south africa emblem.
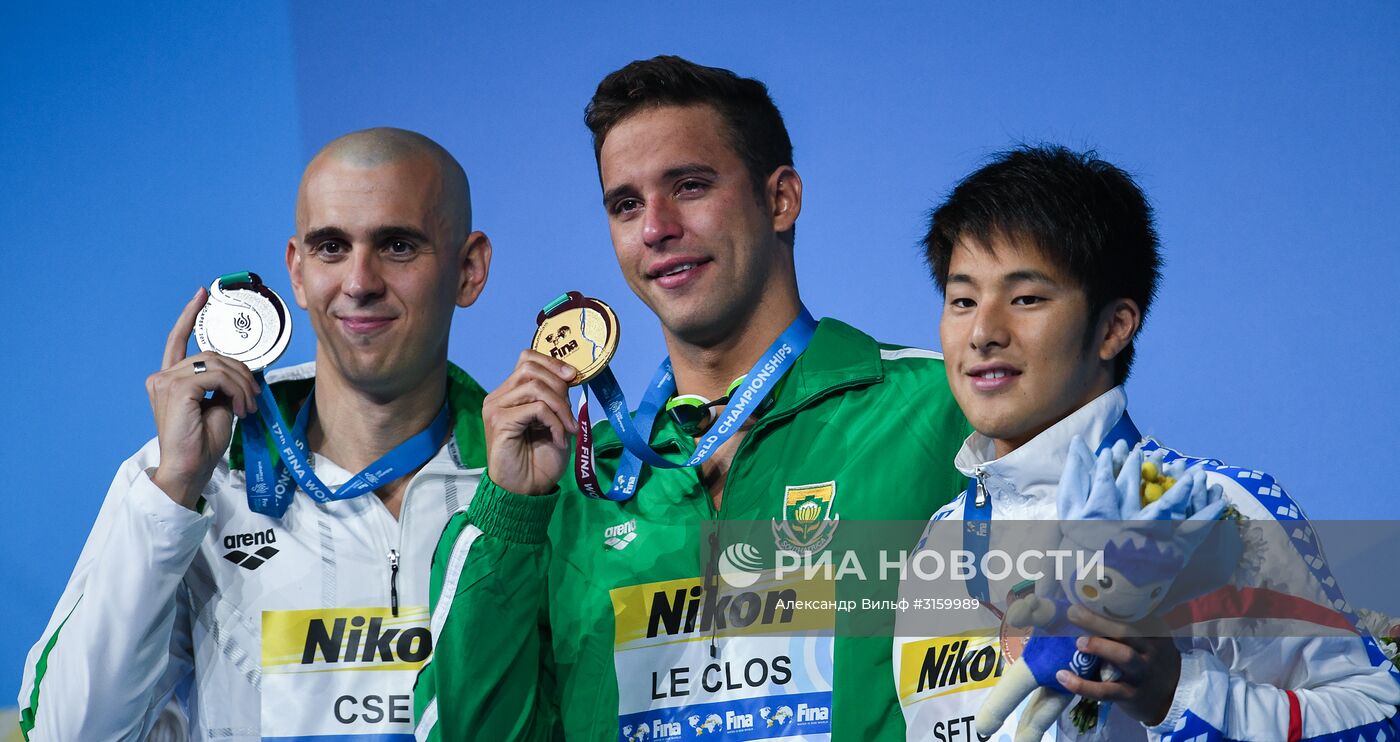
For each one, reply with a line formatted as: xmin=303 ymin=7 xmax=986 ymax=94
xmin=772 ymin=481 xmax=840 ymax=554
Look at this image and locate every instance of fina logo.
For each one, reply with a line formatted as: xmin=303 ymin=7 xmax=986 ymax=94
xmin=688 ymin=714 xmax=723 ymax=734
xmin=718 ymin=543 xmax=764 ymax=588
xmin=760 ymin=705 xmax=793 ymax=728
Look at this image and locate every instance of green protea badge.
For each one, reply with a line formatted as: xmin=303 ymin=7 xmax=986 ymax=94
xmin=773 ymin=482 xmax=840 ymax=553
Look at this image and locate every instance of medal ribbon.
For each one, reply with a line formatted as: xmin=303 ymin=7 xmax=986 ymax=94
xmin=961 ymin=412 xmax=1141 ymax=603
xmin=241 ymin=382 xmax=451 ymax=517
xmin=571 ymin=307 xmax=818 ymax=501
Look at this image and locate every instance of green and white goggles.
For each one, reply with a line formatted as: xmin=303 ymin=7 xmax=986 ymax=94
xmin=665 ymin=375 xmax=776 ymax=437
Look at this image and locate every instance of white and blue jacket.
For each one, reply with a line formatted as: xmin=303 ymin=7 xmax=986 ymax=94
xmin=894 ymin=387 xmax=1400 ymax=741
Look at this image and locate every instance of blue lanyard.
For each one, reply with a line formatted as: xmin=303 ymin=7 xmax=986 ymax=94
xmin=961 ymin=412 xmax=1141 ymax=603
xmin=241 ymin=377 xmax=451 ymax=518
xmin=576 ymin=307 xmax=818 ymax=501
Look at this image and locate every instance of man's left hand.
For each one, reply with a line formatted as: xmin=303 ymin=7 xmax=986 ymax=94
xmin=1057 ymin=605 xmax=1181 ymax=726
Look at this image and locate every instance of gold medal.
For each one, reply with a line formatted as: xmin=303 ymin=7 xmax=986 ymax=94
xmin=532 ymin=291 xmax=620 ymax=386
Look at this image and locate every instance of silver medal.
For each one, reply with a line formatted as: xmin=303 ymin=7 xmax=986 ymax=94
xmin=194 ymin=272 xmax=292 ymax=371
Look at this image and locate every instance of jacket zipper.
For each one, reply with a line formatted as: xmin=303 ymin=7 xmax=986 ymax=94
xmin=387 ymin=454 xmax=436 ymax=620
xmin=702 ymin=435 xmax=724 ymax=659
xmin=706 ymin=530 xmax=720 ymax=658
xmin=698 ymin=377 xmax=872 ymax=659
xmin=974 ymin=467 xmax=989 ymax=508
xmin=387 ymin=549 xmax=400 ymax=617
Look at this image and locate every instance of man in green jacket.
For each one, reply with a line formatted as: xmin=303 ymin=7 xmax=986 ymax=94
xmin=415 ymin=55 xmax=969 ymax=741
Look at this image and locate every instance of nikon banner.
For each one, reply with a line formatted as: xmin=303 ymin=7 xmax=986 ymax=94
xmin=611 ymin=571 xmax=836 ymax=741
xmin=606 ymin=516 xmax=1400 ymax=740
xmin=696 ymin=518 xmax=1398 ymax=740
xmin=260 ymin=606 xmax=431 ymax=739
xmin=699 ymin=519 xmax=1400 ymax=643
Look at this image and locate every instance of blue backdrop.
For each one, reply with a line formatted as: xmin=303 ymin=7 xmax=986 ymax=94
xmin=3 ymin=2 xmax=1397 ymax=701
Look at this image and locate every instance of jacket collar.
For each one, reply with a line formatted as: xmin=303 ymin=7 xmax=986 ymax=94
xmin=953 ymin=386 xmax=1128 ymax=507
xmin=591 ymin=317 xmax=884 ymax=456
xmin=229 ymin=360 xmax=487 ymax=470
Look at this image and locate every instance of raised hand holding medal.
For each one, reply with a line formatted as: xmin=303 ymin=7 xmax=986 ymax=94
xmin=147 ymin=281 xmax=266 ymax=508
xmin=177 ymin=271 xmax=451 ymax=517
xmin=479 ymin=311 xmax=585 ymax=498
xmin=528 ymin=292 xmax=628 ymax=499
xmin=529 ymin=291 xmax=817 ymax=501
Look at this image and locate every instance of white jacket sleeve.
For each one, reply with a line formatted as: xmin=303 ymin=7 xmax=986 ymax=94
xmin=1142 ymin=472 xmax=1400 ymax=741
xmin=18 ymin=439 xmax=211 ymax=741
xmin=1147 ymin=635 xmax=1400 ymax=741
xmin=1112 ymin=453 xmax=1400 ymax=742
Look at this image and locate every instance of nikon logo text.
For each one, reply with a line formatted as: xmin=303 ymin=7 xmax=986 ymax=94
xmin=646 ymin=586 xmax=797 ymax=639
xmin=917 ymin=638 xmax=1003 ymax=693
xmin=302 ymin=615 xmax=432 ymax=665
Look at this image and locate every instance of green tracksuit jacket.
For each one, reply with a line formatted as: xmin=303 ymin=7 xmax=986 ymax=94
xmin=415 ymin=318 xmax=969 ymax=741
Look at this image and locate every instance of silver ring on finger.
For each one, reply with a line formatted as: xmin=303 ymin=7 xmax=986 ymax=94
xmin=193 ymin=360 xmax=208 ymax=375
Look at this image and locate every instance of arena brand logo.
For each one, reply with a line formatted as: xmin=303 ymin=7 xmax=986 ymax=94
xmin=604 ymin=519 xmax=638 ymax=550
xmin=223 ymin=527 xmax=279 ymax=570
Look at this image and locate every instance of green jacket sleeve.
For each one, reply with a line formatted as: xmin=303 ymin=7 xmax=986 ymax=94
xmin=414 ymin=475 xmax=562 ymax=741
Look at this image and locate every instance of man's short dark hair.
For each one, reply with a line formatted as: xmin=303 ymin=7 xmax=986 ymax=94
xmin=585 ymin=55 xmax=793 ymax=197
xmin=923 ymin=145 xmax=1162 ymax=383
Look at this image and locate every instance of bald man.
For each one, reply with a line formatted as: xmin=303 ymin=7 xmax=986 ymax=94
xmin=19 ymin=128 xmax=492 ymax=741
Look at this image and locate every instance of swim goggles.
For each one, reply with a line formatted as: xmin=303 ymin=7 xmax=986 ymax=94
xmin=664 ymin=375 xmax=777 ymax=436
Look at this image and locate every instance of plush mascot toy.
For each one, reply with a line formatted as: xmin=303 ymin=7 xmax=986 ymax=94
xmin=974 ymin=437 xmax=1239 ymax=742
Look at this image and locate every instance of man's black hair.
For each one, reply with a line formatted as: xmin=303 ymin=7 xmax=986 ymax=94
xmin=584 ymin=55 xmax=794 ymax=200
xmin=923 ymin=145 xmax=1162 ymax=383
